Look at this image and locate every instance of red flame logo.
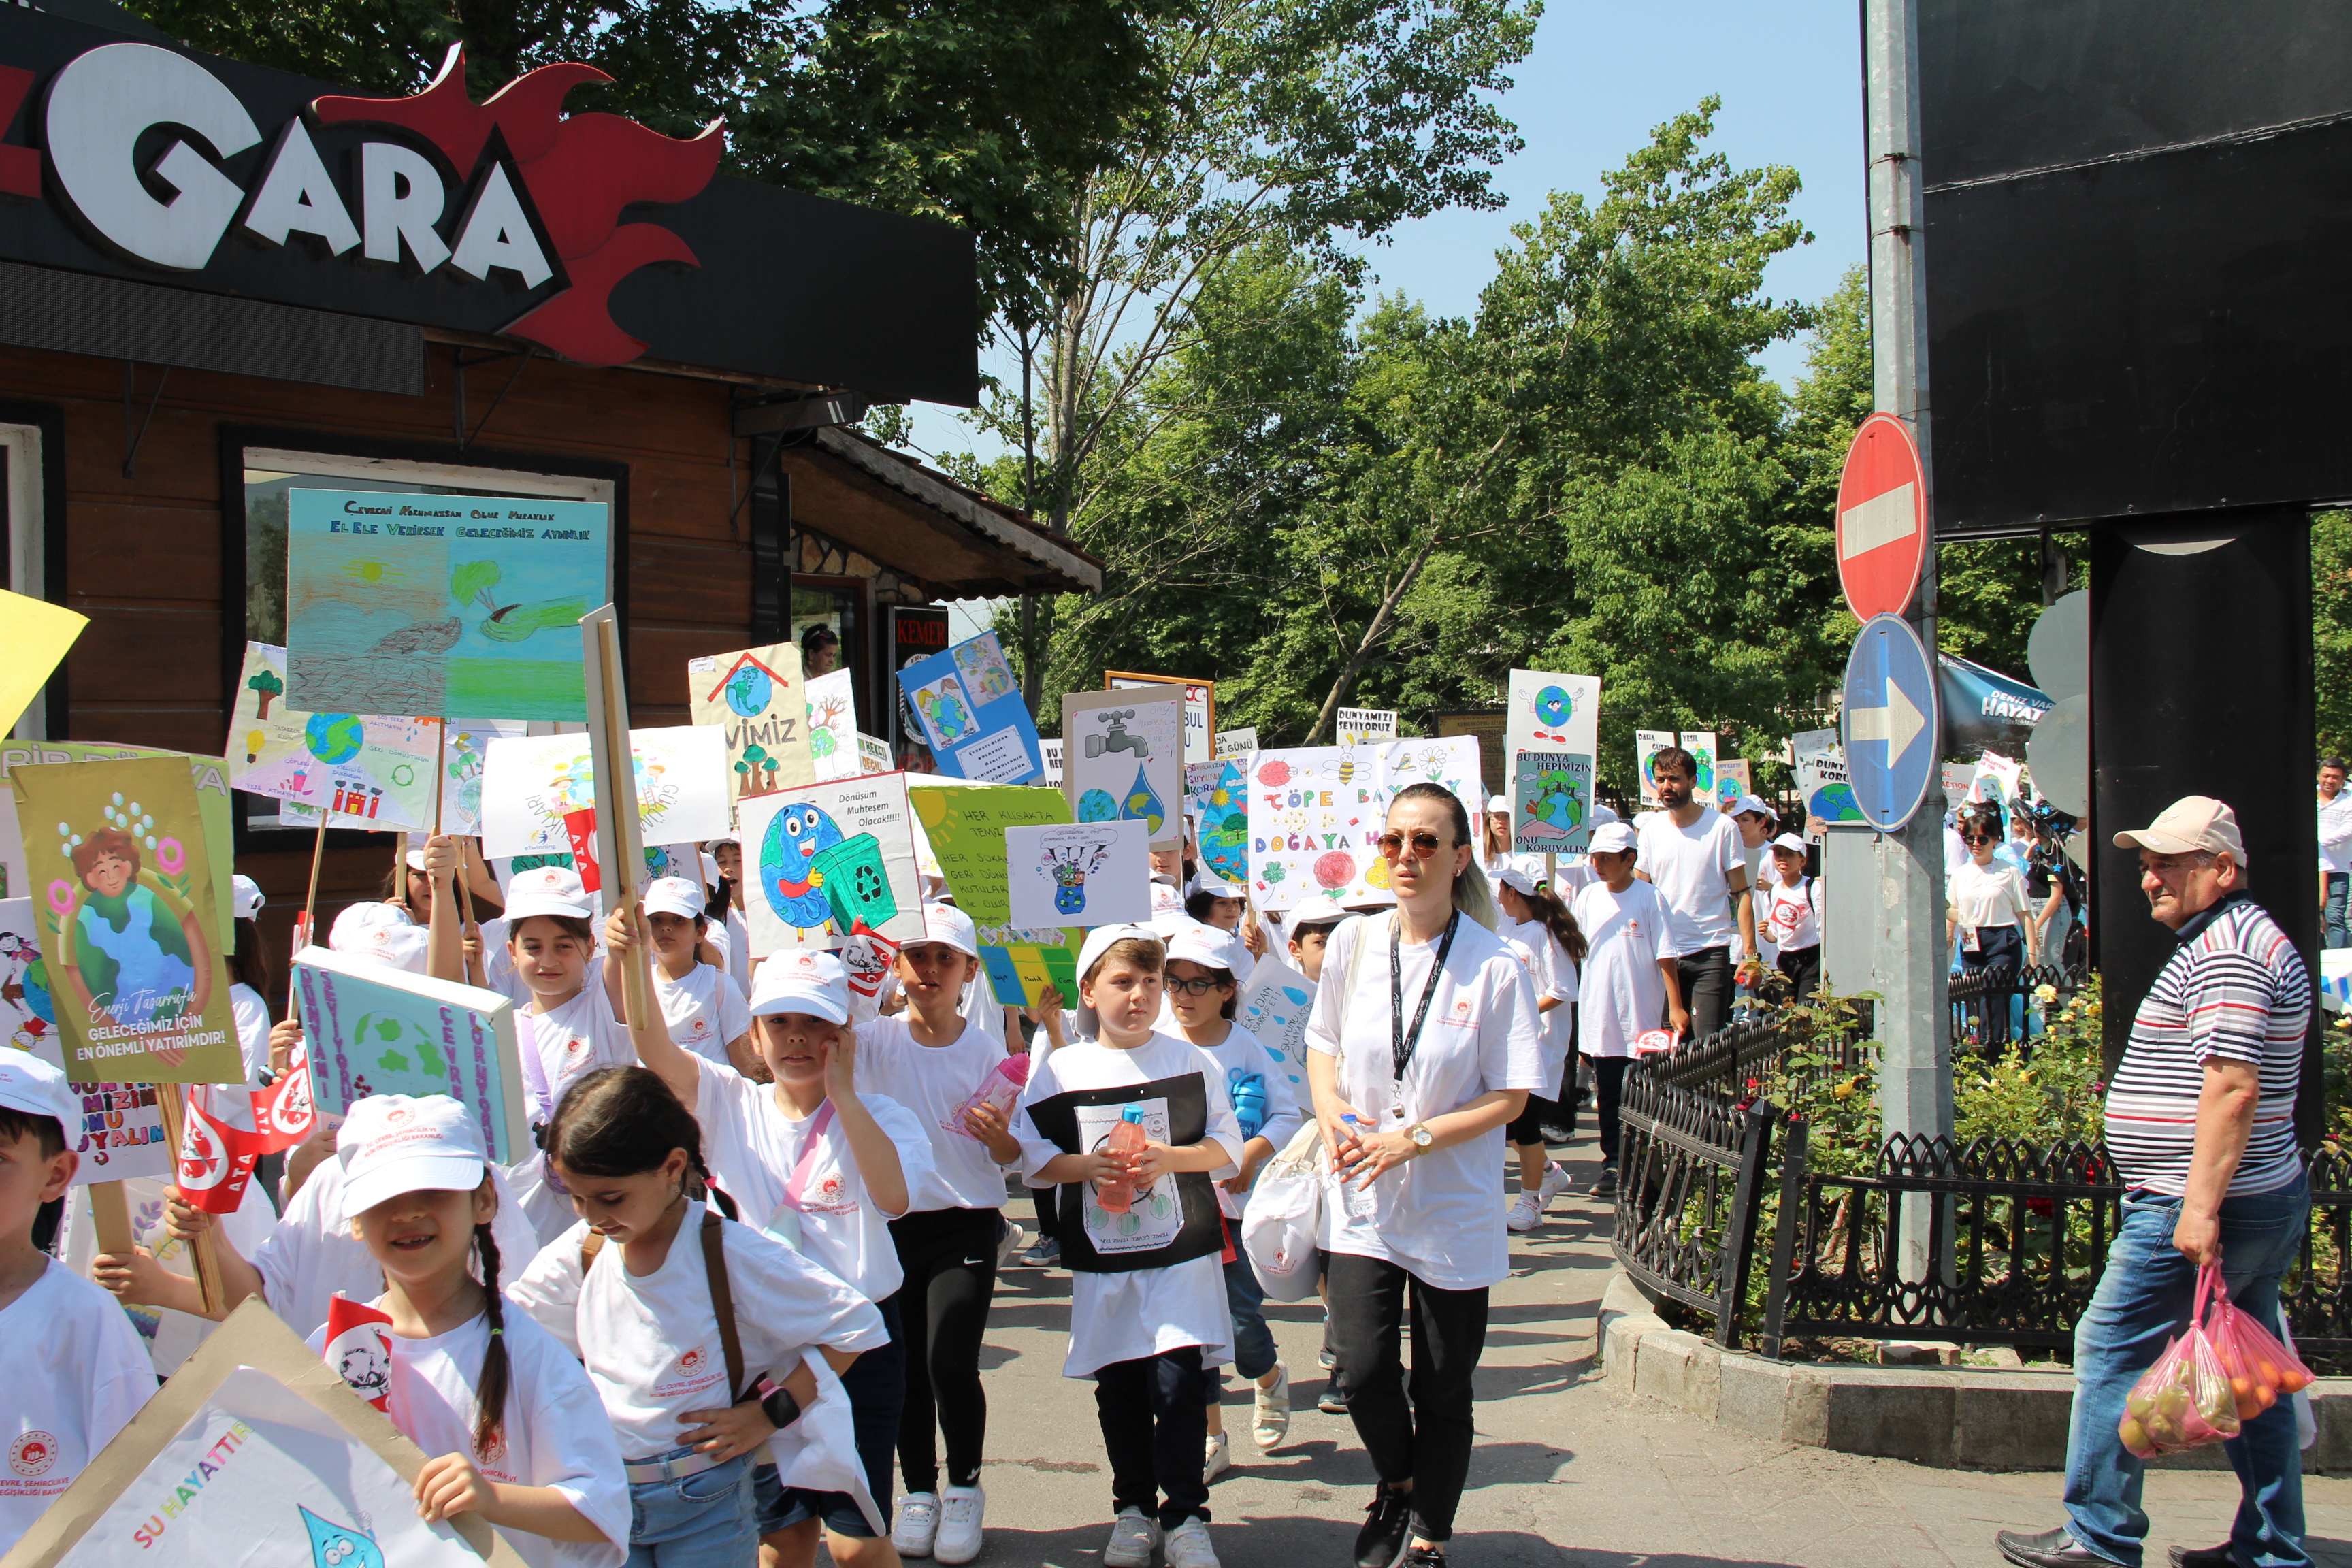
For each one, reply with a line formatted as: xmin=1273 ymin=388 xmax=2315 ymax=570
xmin=313 ymin=44 xmax=723 ymax=368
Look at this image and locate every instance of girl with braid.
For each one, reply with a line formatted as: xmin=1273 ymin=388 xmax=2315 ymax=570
xmin=309 ymin=1094 xmax=630 ymax=1568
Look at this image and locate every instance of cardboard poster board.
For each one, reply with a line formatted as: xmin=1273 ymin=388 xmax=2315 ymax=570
xmin=1213 ymin=728 xmax=1257 ymax=761
xmin=805 ymin=669 xmax=860 ymax=782
xmin=1 ymin=744 xmax=235 ymax=935
xmin=1635 ymin=730 xmax=1676 ymax=805
xmin=687 ymin=642 xmax=815 ymax=822
xmin=7 ymin=755 xmax=240 ymax=1085
xmin=1679 ymin=731 xmax=1719 ymax=798
xmin=1509 ymin=752 xmax=1594 ymax=857
xmin=1716 ymin=758 xmax=1752 ymax=813
xmin=906 ymin=785 xmax=1081 ymax=1007
xmin=736 ymin=772 xmax=925 ymax=956
xmin=282 ymin=487 xmax=608 ymax=722
xmin=0 ymin=1300 xmax=523 ymax=1568
xmin=1243 ymin=747 xmax=1373 ymax=912
xmin=476 ymin=727 xmax=728 ymax=861
xmin=1793 ymin=729 xmax=1864 ymax=837
xmin=1020 ymin=1073 xmax=1222 ymax=1273
xmin=1063 ymin=686 xmax=1185 ymax=852
xmin=1233 ymin=956 xmax=1316 ymax=1096
xmin=1187 ymin=759 xmax=1248 ymax=889
xmin=0 ymin=587 xmax=85 ymax=736
xmin=1004 ymin=821 xmax=1152 ymax=928
xmin=1106 ymin=673 xmax=1214 ymax=769
xmin=896 ymin=632 xmax=1043 ymax=785
xmin=1334 ymin=708 xmax=1397 ymax=748
xmin=227 ymin=642 xmax=442 ymax=829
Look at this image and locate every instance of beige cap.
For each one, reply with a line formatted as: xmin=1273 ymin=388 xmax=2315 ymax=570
xmin=2111 ymin=796 xmax=2248 ymax=862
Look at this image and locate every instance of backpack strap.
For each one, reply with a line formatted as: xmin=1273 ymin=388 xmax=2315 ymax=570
xmin=580 ymin=1229 xmax=604 ymax=1276
xmin=700 ymin=1207 xmax=751 ymax=1403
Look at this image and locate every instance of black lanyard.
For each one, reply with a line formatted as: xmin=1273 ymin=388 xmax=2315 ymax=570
xmin=1390 ymin=909 xmax=1459 ymax=1080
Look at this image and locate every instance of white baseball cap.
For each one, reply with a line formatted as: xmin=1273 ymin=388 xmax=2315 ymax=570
xmin=329 ymin=900 xmax=427 ymax=973
xmin=337 ymin=1094 xmax=487 ymax=1220
xmin=749 ymin=949 xmax=850 ymax=1024
xmin=1496 ymin=865 xmax=1540 ymax=898
xmin=1165 ymin=921 xmax=1241 ymax=973
xmin=231 ymin=874 xmax=266 ymax=921
xmin=504 ymin=865 xmax=594 ymax=921
xmin=1588 ymin=804 xmax=1620 ymax=829
xmin=2112 ymin=796 xmax=2249 ymax=862
xmin=642 ymin=876 xmax=707 ymax=921
xmin=0 ymin=1050 xmax=79 ymax=1129
xmin=1589 ymin=821 xmax=1637 ymax=855
xmin=1286 ymin=894 xmax=1352 ymax=930
xmin=1731 ymin=795 xmax=1774 ymax=820
xmin=1191 ymin=872 xmax=1246 ymax=901
xmin=1344 ymin=889 xmax=1397 ymax=911
xmin=1487 ymin=795 xmax=1512 ymax=814
xmin=1771 ymin=832 xmax=1809 ymax=855
xmin=909 ymin=902 xmax=979 ymax=958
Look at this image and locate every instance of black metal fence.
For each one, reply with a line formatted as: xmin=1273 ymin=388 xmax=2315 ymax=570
xmin=1612 ymin=1068 xmax=1774 ymax=1346
xmin=1948 ymin=962 xmax=2085 ymax=1056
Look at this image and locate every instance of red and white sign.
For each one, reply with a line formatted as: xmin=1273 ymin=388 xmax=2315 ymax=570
xmin=1835 ymin=412 xmax=1929 ymax=621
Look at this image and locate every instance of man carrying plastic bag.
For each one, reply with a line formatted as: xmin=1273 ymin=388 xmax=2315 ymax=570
xmin=1998 ymin=798 xmax=2314 ymax=1568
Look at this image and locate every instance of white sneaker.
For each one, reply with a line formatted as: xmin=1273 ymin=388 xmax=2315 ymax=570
xmin=1507 ymin=1189 xmax=1544 ymax=1232
xmin=932 ymin=1484 xmax=985 ymax=1565
xmin=1164 ymin=1517 xmax=1220 ymax=1568
xmin=1203 ymin=1429 xmax=1231 ymax=1482
xmin=1252 ymin=1363 xmax=1292 ymax=1450
xmin=892 ymin=1491 xmax=940 ymax=1558
xmin=996 ymin=1220 xmax=1026 ymax=1268
xmin=1103 ymin=1508 xmax=1160 ymax=1568
xmin=1538 ymin=1161 xmax=1571 ymax=1204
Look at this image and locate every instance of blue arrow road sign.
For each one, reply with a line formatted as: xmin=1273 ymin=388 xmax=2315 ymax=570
xmin=1841 ymin=614 xmax=1940 ymax=832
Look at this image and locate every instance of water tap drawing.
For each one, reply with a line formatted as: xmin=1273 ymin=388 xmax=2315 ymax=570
xmin=1085 ymin=709 xmax=1151 ymax=759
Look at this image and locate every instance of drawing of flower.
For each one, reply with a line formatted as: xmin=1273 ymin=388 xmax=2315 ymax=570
xmin=154 ymin=838 xmax=185 ymax=875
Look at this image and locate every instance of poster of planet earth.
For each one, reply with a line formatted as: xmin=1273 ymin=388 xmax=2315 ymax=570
xmin=227 ymin=642 xmax=443 ymax=829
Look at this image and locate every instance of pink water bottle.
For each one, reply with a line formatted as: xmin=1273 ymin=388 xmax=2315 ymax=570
xmin=1096 ymin=1106 xmax=1148 ymax=1213
xmin=947 ymin=1054 xmax=1032 ymax=1139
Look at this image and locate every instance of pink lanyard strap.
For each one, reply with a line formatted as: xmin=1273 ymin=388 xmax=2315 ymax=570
xmin=781 ymin=1100 xmax=839 ymax=1211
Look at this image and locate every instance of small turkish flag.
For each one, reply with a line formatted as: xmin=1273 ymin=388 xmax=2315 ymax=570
xmin=246 ymin=1046 xmax=317 ymax=1154
xmin=323 ymin=1294 xmax=395 ymax=1411
xmin=563 ymin=807 xmax=602 ymax=894
xmin=174 ymin=1091 xmax=259 ymax=1214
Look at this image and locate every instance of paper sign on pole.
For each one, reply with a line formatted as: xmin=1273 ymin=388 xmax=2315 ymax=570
xmin=1509 ymin=753 xmax=1593 ymax=856
xmin=896 ymin=631 xmax=1043 ymax=784
xmin=1716 ymin=758 xmax=1752 ymax=812
xmin=806 ymin=668 xmax=861 ymax=781
xmin=1107 ymin=672 xmax=1215 ymax=768
xmin=1064 ymin=686 xmax=1186 ymax=852
xmin=687 ymin=641 xmax=815 ymax=822
xmin=1335 ymin=708 xmax=1398 ymax=747
xmin=1635 ymin=730 xmax=1676 ymax=804
xmin=1 ymin=742 xmax=235 ymax=934
xmin=1243 ymin=737 xmax=1483 ymax=912
xmin=1039 ymin=737 xmax=1064 ymax=787
xmin=1005 ymin=820 xmax=1153 ymax=928
xmin=738 ymin=772 xmax=925 ymax=955
xmin=1234 ymin=956 xmax=1317 ymax=1095
xmin=1679 ymin=731 xmax=1719 ymax=797
xmin=855 ymin=734 xmax=894 ymax=776
xmin=1794 ymin=730 xmax=1864 ymax=838
xmin=908 ymin=785 xmax=1081 ymax=1007
xmin=478 ymin=726 xmax=730 ymax=860
xmin=8 ymin=754 xmax=240 ymax=1085
xmin=1504 ymin=670 xmax=1600 ymax=762
xmin=0 ymin=588 xmax=86 ymax=736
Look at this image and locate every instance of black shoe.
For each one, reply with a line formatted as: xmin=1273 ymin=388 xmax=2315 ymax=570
xmin=1403 ymin=1550 xmax=1445 ymax=1568
xmin=1995 ymin=1526 xmax=2126 ymax=1568
xmin=1318 ymin=1382 xmax=1351 ymax=1414
xmin=1590 ymin=1165 xmax=1619 ymax=1198
xmin=2167 ymin=1548 xmax=2234 ymax=1568
xmin=1353 ymin=1486 xmax=1411 ymax=1568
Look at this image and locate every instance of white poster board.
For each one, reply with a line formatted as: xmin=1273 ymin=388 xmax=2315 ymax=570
xmin=1004 ymin=820 xmax=1153 ymax=928
xmin=1063 ymin=686 xmax=1186 ymax=851
xmin=478 ymin=725 xmax=729 ymax=858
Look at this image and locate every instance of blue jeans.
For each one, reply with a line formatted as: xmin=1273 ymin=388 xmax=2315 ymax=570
xmin=2325 ymin=873 xmax=2348 ymax=950
xmin=1207 ymin=1244 xmax=1278 ymax=1399
xmin=756 ymin=1294 xmax=903 ymax=1539
xmin=625 ymin=1448 xmax=755 ymax=1568
xmin=2063 ymin=1175 xmax=2312 ymax=1567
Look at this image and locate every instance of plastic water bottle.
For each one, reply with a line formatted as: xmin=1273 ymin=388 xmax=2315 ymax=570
xmin=1228 ymin=1066 xmax=1269 ymax=1140
xmin=947 ymin=1054 xmax=1031 ymax=1139
xmin=1096 ymin=1106 xmax=1148 ymax=1213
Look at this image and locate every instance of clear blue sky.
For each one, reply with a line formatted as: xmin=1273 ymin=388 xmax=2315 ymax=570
xmin=909 ymin=0 xmax=1866 ymax=468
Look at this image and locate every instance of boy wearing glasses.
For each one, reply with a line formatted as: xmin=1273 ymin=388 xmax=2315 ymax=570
xmin=1567 ymin=821 xmax=1688 ymax=1197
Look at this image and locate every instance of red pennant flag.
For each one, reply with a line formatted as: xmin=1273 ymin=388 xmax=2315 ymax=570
xmin=246 ymin=1046 xmax=317 ymax=1154
xmin=173 ymin=1090 xmax=259 ymax=1214
xmin=322 ymin=1294 xmax=395 ymax=1411
xmin=841 ymin=920 xmax=901 ymax=1000
xmin=562 ymin=806 xmax=602 ymax=894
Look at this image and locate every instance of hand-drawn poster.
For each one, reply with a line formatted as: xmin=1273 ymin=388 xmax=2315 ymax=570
xmin=688 ymin=642 xmax=815 ymax=821
xmin=1005 ymin=821 xmax=1152 ymax=928
xmin=908 ymin=785 xmax=1081 ymax=1007
xmin=1235 ymin=956 xmax=1317 ymax=1095
xmin=1063 ymin=686 xmax=1184 ymax=852
xmin=7 ymin=756 xmax=240 ymax=1085
xmin=1793 ymin=730 xmax=1864 ymax=838
xmin=855 ymin=733 xmax=894 ymax=776
xmin=292 ymin=945 xmax=529 ymax=1166
xmin=1716 ymin=758 xmax=1752 ymax=813
xmin=0 ymin=787 xmax=22 ymax=902
xmin=1635 ymin=730 xmax=1676 ymax=805
xmin=804 ymin=668 xmax=860 ymax=783
xmin=1 ymin=896 xmax=51 ymax=1058
xmin=1335 ymin=708 xmax=1398 ymax=747
xmin=477 ymin=727 xmax=728 ymax=859
xmin=1107 ymin=673 xmax=1215 ymax=768
xmin=1 ymin=742 xmax=235 ymax=934
xmin=227 ymin=642 xmax=442 ymax=829
xmin=279 ymin=717 xmax=525 ymax=837
xmin=1510 ymin=751 xmax=1595 ymax=856
xmin=283 ymin=487 xmax=610 ymax=722
xmin=1679 ymin=731 xmax=1718 ymax=797
xmin=63 ymin=1081 xmax=172 ymax=1184
xmin=1188 ymin=759 xmax=1248 ymax=888
xmin=1505 ymin=670 xmax=1601 ymax=764
xmin=1213 ymin=728 xmax=1257 ymax=761
xmin=1020 ymin=1074 xmax=1222 ymax=1272
xmin=1371 ymin=736 xmax=1486 ymax=835
xmin=1245 ymin=747 xmax=1374 ymax=913
xmin=737 ymin=772 xmax=924 ymax=956
xmin=897 ymin=633 xmax=1043 ymax=785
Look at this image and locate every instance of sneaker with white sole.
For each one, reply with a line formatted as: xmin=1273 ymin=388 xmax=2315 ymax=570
xmin=1203 ymin=1429 xmax=1231 ymax=1482
xmin=892 ymin=1492 xmax=940 ymax=1558
xmin=1507 ymin=1189 xmax=1544 ymax=1232
xmin=1252 ymin=1363 xmax=1291 ymax=1450
xmin=996 ymin=1221 xmax=1026 ymax=1268
xmin=1538 ymin=1160 xmax=1571 ymax=1204
xmin=932 ymin=1484 xmax=985 ymax=1565
xmin=1103 ymin=1508 xmax=1160 ymax=1568
xmin=1165 ymin=1517 xmax=1221 ymax=1568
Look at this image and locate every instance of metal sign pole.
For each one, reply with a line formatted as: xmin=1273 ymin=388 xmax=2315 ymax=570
xmin=1865 ymin=0 xmax=1952 ymax=1285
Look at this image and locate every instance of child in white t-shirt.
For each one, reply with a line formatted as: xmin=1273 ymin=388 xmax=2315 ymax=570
xmin=306 ymin=1094 xmax=630 ymax=1568
xmin=1161 ymin=921 xmax=1298 ymax=1482
xmin=640 ymin=877 xmax=756 ymax=1076
xmin=1567 ymin=822 xmax=1688 ymax=1196
xmin=0 ymin=1054 xmax=152 ymax=1558
xmin=1494 ymin=868 xmax=1583 ymax=1232
xmin=510 ymin=1066 xmax=889 ymax=1568
xmin=1012 ymin=925 xmax=1244 ymax=1568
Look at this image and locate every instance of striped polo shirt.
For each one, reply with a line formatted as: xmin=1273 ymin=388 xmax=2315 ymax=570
xmin=2104 ymin=894 xmax=2310 ymax=1196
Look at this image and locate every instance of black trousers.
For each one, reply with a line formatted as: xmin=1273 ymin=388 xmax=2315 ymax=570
xmin=886 ymin=1206 xmax=998 ymax=1493
xmin=1777 ymin=944 xmax=1820 ymax=1002
xmin=1592 ymin=1055 xmax=1633 ymax=1166
xmin=1678 ymin=944 xmax=1733 ymax=1038
xmin=1092 ymin=1346 xmax=1209 ymax=1531
xmin=1504 ymin=1090 xmax=1558 ymax=1147
xmin=1325 ymin=1251 xmax=1488 ymax=1544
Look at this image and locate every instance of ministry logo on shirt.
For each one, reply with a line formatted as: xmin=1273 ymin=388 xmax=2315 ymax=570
xmin=678 ymin=1347 xmax=708 ymax=1375
xmin=9 ymin=1430 xmax=57 ymax=1477
xmin=1441 ymin=998 xmax=1476 ymax=1029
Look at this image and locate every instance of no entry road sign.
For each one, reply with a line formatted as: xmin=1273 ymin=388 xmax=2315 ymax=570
xmin=1836 ymin=412 xmax=1928 ymax=621
xmin=1841 ymin=613 xmax=1940 ymax=832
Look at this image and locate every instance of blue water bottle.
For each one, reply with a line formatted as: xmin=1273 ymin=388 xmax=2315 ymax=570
xmin=1228 ymin=1066 xmax=1269 ymax=1139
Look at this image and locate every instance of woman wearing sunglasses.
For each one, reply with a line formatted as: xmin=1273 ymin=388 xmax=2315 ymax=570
xmin=1948 ymin=806 xmax=2035 ymax=1043
xmin=1303 ymin=783 xmax=1546 ymax=1568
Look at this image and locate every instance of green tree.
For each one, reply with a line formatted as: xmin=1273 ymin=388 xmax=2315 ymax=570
xmin=2315 ymin=510 xmax=2352 ymax=762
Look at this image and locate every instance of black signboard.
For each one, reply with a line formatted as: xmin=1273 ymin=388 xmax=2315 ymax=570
xmin=887 ymin=604 xmax=953 ymax=751
xmin=1921 ymin=0 xmax=2352 ymax=536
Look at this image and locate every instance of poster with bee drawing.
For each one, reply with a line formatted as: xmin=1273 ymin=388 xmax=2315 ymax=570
xmin=1245 ymin=747 xmax=1379 ymax=913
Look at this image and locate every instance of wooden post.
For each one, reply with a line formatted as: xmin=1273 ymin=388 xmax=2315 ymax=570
xmin=431 ymin=718 xmax=448 ymax=835
xmin=455 ymin=838 xmax=487 ymax=990
xmin=154 ymin=1090 xmax=224 ymax=1316
xmin=86 ymin=1181 xmax=133 ymax=1256
xmin=294 ymin=816 xmax=327 ymax=1002
xmin=583 ymin=606 xmax=649 ymax=1028
xmin=1543 ymin=851 xmax=1556 ymax=892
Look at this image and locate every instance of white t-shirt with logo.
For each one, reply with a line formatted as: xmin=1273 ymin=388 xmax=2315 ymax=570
xmin=510 ymin=1202 xmax=887 ymax=1463
xmin=227 ymin=980 xmax=273 ymax=1085
xmin=516 ymin=989 xmax=635 ymax=1126
xmin=1765 ymin=877 xmax=1823 ymax=953
xmin=855 ymin=1017 xmax=1017 ymax=1213
xmin=1501 ymin=919 xmax=1579 ymax=1088
xmin=306 ymin=1304 xmax=628 ymax=1568
xmin=1634 ymin=808 xmax=1744 ymax=953
xmin=1571 ymin=879 xmax=1684 ymax=1057
xmin=689 ymin=1054 xmax=933 ymax=1303
xmin=0 ymin=1260 xmax=154 ymax=1554
xmin=1186 ymin=1022 xmax=1302 ymax=1218
xmin=1304 ymin=913 xmax=1546 ymax=1292
xmin=655 ymin=964 xmax=753 ymax=1066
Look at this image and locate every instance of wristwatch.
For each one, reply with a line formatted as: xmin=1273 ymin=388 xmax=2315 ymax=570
xmin=1404 ymin=1122 xmax=1434 ymax=1150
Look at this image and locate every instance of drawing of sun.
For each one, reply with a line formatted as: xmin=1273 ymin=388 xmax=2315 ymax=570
xmin=339 ymin=559 xmax=408 ymax=586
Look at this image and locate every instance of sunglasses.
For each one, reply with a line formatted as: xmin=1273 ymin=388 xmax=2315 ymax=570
xmin=1963 ymin=833 xmax=1996 ymax=845
xmin=1164 ymin=975 xmax=1229 ymax=997
xmin=1377 ymin=830 xmax=1449 ymax=860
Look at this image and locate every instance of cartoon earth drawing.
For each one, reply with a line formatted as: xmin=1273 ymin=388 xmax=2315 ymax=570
xmin=1534 ymin=685 xmax=1573 ymax=728
xmin=352 ymin=1012 xmax=444 ymax=1079
xmin=1810 ymin=782 xmax=1861 ymax=823
xmin=725 ymin=664 xmax=773 ymax=718
xmin=1312 ymin=850 xmax=1356 ymax=889
xmin=1077 ymin=789 xmax=1119 ymax=823
xmin=304 ymin=713 xmax=366 ymax=764
xmin=761 ymin=802 xmax=845 ymax=928
xmin=1121 ymin=764 xmax=1167 ymax=834
xmin=1256 ymin=760 xmax=1292 ymax=787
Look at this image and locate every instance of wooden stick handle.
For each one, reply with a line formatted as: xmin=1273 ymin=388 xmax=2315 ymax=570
xmin=87 ymin=1179 xmax=133 ymax=1256
xmin=154 ymin=1092 xmax=224 ymax=1316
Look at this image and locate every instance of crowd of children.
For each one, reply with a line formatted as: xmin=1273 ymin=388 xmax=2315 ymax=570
xmin=6 ymin=770 xmax=1814 ymax=1568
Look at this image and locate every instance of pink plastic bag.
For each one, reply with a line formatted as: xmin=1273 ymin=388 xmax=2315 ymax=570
xmin=2119 ymin=1263 xmax=2243 ymax=1458
xmin=2206 ymin=1265 xmax=2317 ymax=1422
